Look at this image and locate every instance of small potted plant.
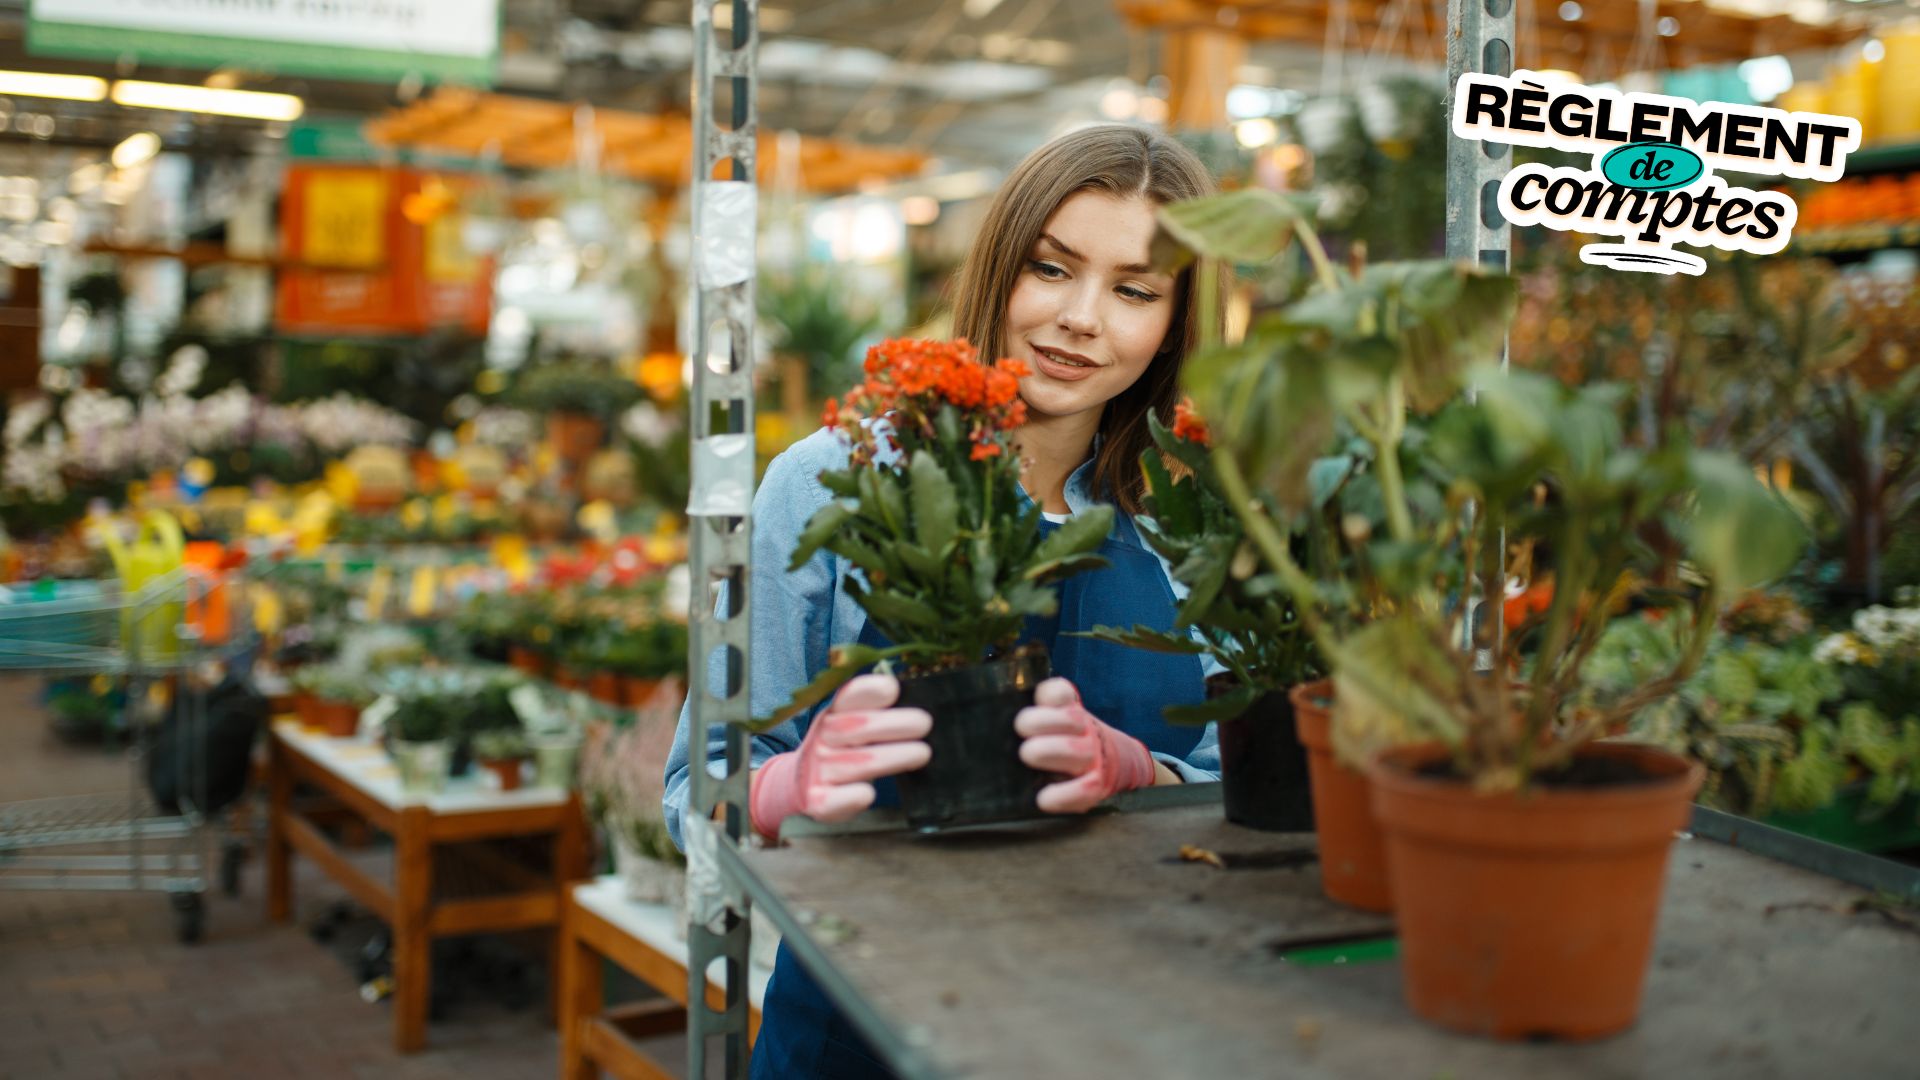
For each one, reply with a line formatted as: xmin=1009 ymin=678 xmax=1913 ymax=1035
xmin=1163 ymin=188 xmax=1806 ymax=1039
xmin=508 ymin=360 xmax=644 ymax=464
xmin=1084 ymin=404 xmax=1320 ymax=831
xmin=292 ymin=664 xmax=374 ymax=738
xmin=765 ymin=338 xmax=1116 ymax=831
xmin=471 ymin=727 xmax=530 ymax=792
xmin=518 ymin=686 xmax=587 ymax=790
xmin=388 ymin=691 xmax=456 ymax=795
xmin=616 ymin=617 xmax=688 ymax=707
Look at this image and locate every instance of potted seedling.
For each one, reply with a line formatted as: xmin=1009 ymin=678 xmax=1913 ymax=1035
xmin=1084 ymin=405 xmax=1321 ymax=831
xmin=509 ymin=360 xmax=644 ymax=464
xmin=388 ymin=690 xmax=456 ymax=795
xmin=765 ymin=339 xmax=1116 ymax=831
xmin=292 ymin=664 xmax=375 ymax=738
xmin=1163 ymin=188 xmax=1806 ymax=1038
xmin=618 ymin=617 xmax=688 ymax=707
xmin=514 ymin=683 xmax=587 ymax=790
xmin=472 ymin=727 xmax=530 ymax=792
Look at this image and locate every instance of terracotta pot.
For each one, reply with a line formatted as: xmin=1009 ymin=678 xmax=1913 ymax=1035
xmin=311 ymin=699 xmax=361 ymax=739
xmin=620 ymin=675 xmax=663 ymax=707
xmin=1290 ymin=679 xmax=1392 ymax=913
xmin=554 ymin=667 xmax=582 ymax=691
xmin=1369 ymin=741 xmax=1703 ymax=1040
xmin=548 ymin=411 xmax=606 ymax=464
xmin=480 ymin=758 xmax=524 ymax=792
xmin=293 ymin=692 xmax=319 ymax=730
xmin=588 ymin=670 xmax=623 ymax=706
xmin=508 ymin=646 xmax=549 ymax=677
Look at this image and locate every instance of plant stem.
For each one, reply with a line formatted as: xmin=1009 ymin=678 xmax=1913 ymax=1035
xmin=1212 ymin=448 xmax=1324 ymax=640
xmin=1197 ymin=258 xmax=1221 ymax=351
xmin=1370 ymin=381 xmax=1415 ymax=544
xmin=1293 ymin=218 xmax=1341 ymax=292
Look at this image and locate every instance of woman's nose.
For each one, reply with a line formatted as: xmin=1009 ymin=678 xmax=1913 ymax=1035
xmin=1057 ymin=288 xmax=1100 ymax=336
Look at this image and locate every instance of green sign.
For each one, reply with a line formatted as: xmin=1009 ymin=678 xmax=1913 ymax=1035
xmin=27 ymin=0 xmax=497 ymax=85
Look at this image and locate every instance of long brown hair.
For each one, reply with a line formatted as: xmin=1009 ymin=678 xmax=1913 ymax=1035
xmin=948 ymin=124 xmax=1219 ymax=516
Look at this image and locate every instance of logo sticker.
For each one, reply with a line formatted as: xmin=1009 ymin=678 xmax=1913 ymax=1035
xmin=1452 ymin=71 xmax=1861 ymax=275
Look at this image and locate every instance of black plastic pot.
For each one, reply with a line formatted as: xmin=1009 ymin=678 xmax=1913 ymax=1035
xmin=1216 ymin=683 xmax=1315 ymax=832
xmin=894 ymin=646 xmax=1053 ymax=833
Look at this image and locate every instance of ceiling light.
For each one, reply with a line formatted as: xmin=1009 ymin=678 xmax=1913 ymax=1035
xmin=0 ymin=70 xmax=108 ymax=102
xmin=1863 ymin=39 xmax=1885 ymax=63
xmin=1235 ymin=118 xmax=1279 ymax=149
xmin=1558 ymin=1 xmax=1583 ymax=20
xmin=964 ymin=0 xmax=1007 ymax=17
xmin=112 ymin=132 xmax=161 ymax=170
xmin=901 ymin=196 xmax=940 ymax=225
xmin=111 ymin=80 xmax=305 ymax=121
xmin=1657 ymin=16 xmax=1680 ymax=36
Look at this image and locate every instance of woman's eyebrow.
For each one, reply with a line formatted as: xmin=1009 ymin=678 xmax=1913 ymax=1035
xmin=1039 ymin=232 xmax=1157 ymax=276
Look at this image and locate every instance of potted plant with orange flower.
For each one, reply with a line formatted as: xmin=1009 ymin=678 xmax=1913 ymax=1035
xmin=1083 ymin=402 xmax=1324 ymax=831
xmin=765 ymin=338 xmax=1117 ymax=831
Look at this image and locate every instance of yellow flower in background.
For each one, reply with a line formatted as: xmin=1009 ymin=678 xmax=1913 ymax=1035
xmin=638 ymin=352 xmax=684 ymax=403
xmin=432 ymin=494 xmax=458 ymax=527
xmin=400 ymin=498 xmax=428 ymax=531
xmin=325 ymin=461 xmax=358 ymax=505
xmin=244 ymin=502 xmax=287 ymax=537
xmin=757 ymin=412 xmax=795 ymax=456
xmin=578 ymin=500 xmax=618 ymax=544
xmin=642 ymin=535 xmax=682 ymax=565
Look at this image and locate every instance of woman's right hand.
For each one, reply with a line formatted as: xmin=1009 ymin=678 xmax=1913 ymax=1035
xmin=748 ymin=674 xmax=932 ymax=841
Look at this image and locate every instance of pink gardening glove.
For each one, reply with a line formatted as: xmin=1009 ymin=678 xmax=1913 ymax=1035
xmin=749 ymin=674 xmax=932 ymax=841
xmin=1015 ymin=677 xmax=1158 ymax=814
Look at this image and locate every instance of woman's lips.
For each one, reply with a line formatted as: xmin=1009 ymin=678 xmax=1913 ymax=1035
xmin=1031 ymin=346 xmax=1101 ymax=382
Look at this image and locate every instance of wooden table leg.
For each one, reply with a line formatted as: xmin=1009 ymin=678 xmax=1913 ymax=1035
xmin=558 ymin=898 xmax=602 ymax=1080
xmin=266 ymin=734 xmax=293 ymax=923
xmin=393 ymin=806 xmax=433 ymax=1054
xmin=550 ymin=795 xmax=592 ymax=1027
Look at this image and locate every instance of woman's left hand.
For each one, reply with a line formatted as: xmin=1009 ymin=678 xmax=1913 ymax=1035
xmin=1015 ymin=677 xmax=1158 ymax=813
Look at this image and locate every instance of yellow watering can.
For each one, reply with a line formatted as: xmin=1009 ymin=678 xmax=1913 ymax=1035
xmin=97 ymin=511 xmax=186 ymax=662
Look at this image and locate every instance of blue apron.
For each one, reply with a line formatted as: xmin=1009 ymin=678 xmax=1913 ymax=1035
xmin=750 ymin=513 xmax=1206 ymax=1079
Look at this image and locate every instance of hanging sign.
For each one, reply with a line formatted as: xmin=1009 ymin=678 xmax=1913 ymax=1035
xmin=1452 ymin=71 xmax=1861 ymax=275
xmin=27 ymin=0 xmax=497 ymax=85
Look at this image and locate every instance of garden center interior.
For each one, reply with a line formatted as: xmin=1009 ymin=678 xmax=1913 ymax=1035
xmin=1 ymin=1 xmax=1918 ymax=1078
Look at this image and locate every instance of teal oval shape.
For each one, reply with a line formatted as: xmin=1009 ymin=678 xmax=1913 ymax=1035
xmin=1600 ymin=142 xmax=1705 ymax=191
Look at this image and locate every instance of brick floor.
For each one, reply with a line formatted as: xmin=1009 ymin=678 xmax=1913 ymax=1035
xmin=0 ymin=677 xmax=690 ymax=1079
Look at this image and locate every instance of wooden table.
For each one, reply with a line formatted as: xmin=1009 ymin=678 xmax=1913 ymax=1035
xmin=265 ymin=721 xmax=590 ymax=1053
xmin=558 ymin=876 xmax=771 ymax=1080
xmin=734 ymin=791 xmax=1920 ymax=1078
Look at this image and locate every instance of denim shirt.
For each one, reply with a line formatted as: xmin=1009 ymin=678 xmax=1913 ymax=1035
xmin=661 ymin=426 xmax=1224 ymax=850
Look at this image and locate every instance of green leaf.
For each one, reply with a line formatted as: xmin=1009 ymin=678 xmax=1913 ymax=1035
xmin=756 ymin=643 xmax=907 ymax=729
xmin=1153 ymin=188 xmax=1308 ymax=271
xmin=908 ymin=450 xmax=958 ymax=556
xmin=1075 ymin=623 xmax=1208 ymax=656
xmin=1031 ymin=505 xmax=1115 ymax=564
xmin=894 ymin=541 xmax=944 ymax=582
xmin=1146 ymin=409 xmax=1213 ymax=477
xmin=1325 ymin=613 xmax=1464 ymax=766
xmin=1001 ymin=580 xmax=1059 ymax=618
xmin=859 ymin=466 xmax=909 ymax=538
xmin=1023 ymin=552 xmax=1111 ymax=584
xmin=1139 ymin=448 xmax=1200 ymax=538
xmin=1684 ymin=451 xmax=1806 ymax=592
xmin=1165 ymin=683 xmax=1263 ymax=725
xmin=970 ymin=536 xmax=999 ymax=604
xmin=856 ymin=589 xmax=947 ymax=634
xmin=790 ymin=502 xmax=854 ymax=571
xmin=816 ymin=470 xmax=859 ymax=498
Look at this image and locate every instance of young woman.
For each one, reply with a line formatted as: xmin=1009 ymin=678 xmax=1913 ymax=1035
xmin=663 ymin=124 xmax=1223 ymax=1078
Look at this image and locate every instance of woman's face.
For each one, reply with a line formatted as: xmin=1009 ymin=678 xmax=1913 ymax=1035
xmin=1003 ymin=190 xmax=1178 ymax=426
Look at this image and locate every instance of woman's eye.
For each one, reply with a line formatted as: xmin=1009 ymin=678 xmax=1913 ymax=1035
xmin=1027 ymin=259 xmax=1066 ymax=279
xmin=1118 ymin=286 xmax=1159 ymax=302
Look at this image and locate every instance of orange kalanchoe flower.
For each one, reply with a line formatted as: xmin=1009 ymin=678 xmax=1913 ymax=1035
xmin=1171 ymin=397 xmax=1211 ymax=446
xmin=828 ymin=338 xmax=1031 ymax=465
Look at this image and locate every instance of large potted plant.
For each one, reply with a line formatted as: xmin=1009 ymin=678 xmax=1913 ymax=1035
xmin=765 ymin=338 xmax=1116 ymax=831
xmin=1164 ymin=188 xmax=1805 ymax=1038
xmin=1084 ymin=404 xmax=1320 ymax=831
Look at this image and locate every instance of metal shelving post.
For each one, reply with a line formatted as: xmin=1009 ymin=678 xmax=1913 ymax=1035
xmin=1445 ymin=0 xmax=1514 ymax=275
xmin=684 ymin=0 xmax=760 ymax=1076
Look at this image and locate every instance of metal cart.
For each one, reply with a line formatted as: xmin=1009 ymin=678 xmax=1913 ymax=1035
xmin=0 ymin=567 xmax=248 ymax=942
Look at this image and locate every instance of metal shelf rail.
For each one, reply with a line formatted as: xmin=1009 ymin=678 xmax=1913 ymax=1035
xmin=684 ymin=0 xmax=761 ymax=1077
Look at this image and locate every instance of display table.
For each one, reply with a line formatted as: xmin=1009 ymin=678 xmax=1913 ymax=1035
xmin=729 ymin=790 xmax=1920 ymax=1079
xmin=558 ymin=876 xmax=771 ymax=1080
xmin=265 ymin=721 xmax=590 ymax=1053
